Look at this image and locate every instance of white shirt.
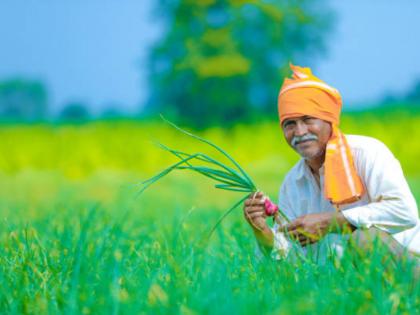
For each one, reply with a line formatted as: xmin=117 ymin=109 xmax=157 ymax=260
xmin=270 ymin=134 xmax=419 ymax=260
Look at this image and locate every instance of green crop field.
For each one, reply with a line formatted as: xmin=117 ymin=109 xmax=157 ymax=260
xmin=0 ymin=112 xmax=419 ymax=314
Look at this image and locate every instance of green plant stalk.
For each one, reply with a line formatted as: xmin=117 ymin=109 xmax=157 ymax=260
xmin=154 ymin=141 xmax=250 ymax=186
xmin=152 ymin=140 xmax=250 ymax=189
xmin=160 ymin=115 xmax=257 ymax=190
xmin=140 ymin=117 xmax=290 ymax=234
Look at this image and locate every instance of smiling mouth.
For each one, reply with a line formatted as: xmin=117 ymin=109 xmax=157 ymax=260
xmin=295 ymin=139 xmax=315 ymax=146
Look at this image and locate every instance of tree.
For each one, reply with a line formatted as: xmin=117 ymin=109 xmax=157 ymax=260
xmin=147 ymin=0 xmax=334 ymax=128
xmin=379 ymin=78 xmax=420 ymax=108
xmin=59 ymin=102 xmax=90 ymax=122
xmin=0 ymin=79 xmax=48 ymax=122
xmin=405 ymin=79 xmax=420 ymax=104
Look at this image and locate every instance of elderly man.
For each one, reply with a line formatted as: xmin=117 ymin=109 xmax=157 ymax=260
xmin=243 ymin=64 xmax=419 ymax=261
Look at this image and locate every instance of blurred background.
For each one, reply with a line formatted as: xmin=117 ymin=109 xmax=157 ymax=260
xmin=0 ymin=0 xmax=419 ymax=216
xmin=1 ymin=2 xmax=419 ymax=312
xmin=1 ymin=0 xmax=420 ymax=125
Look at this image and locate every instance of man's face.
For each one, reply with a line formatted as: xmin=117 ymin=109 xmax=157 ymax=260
xmin=282 ymin=116 xmax=332 ymax=161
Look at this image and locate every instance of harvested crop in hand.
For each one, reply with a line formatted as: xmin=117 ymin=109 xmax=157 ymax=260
xmin=139 ymin=117 xmax=290 ymax=236
xmin=263 ymin=197 xmax=279 ymax=216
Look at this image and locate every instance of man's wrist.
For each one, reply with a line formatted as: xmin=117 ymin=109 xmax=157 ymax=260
xmin=253 ymin=225 xmax=274 ymax=250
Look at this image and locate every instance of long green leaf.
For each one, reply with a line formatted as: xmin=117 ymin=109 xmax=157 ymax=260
xmin=155 ymin=142 xmax=253 ymax=187
xmin=207 ymin=195 xmax=250 ymax=239
xmin=176 ymin=166 xmax=249 ymax=189
xmin=177 ymin=165 xmax=250 ymax=187
xmin=155 ymin=141 xmax=249 ymax=186
xmin=161 ymin=115 xmax=257 ymax=190
xmin=153 ymin=141 xmax=209 ymax=164
xmin=214 ymin=184 xmax=253 ymax=192
xmin=138 ymin=153 xmax=204 ymax=196
xmin=193 ymin=154 xmax=250 ymax=186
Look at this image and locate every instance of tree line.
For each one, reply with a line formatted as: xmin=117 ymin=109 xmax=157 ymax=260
xmin=3 ymin=1 xmax=420 ymax=125
xmin=0 ymin=79 xmax=127 ymax=123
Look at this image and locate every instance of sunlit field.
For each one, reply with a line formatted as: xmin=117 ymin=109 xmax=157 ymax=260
xmin=0 ymin=111 xmax=419 ymax=314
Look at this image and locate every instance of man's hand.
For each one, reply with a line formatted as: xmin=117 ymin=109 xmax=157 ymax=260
xmin=243 ymin=191 xmax=268 ymax=231
xmin=243 ymin=191 xmax=274 ymax=251
xmin=283 ymin=212 xmax=354 ymax=246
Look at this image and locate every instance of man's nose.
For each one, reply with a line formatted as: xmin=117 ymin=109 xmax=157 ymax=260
xmin=294 ymin=121 xmax=308 ymax=136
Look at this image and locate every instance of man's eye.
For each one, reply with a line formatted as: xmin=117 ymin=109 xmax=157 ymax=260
xmin=303 ymin=117 xmax=314 ymax=123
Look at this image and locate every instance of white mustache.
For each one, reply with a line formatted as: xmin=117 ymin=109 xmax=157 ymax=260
xmin=291 ymin=134 xmax=318 ymax=147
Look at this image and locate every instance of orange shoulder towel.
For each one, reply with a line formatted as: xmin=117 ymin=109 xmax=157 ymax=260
xmin=278 ymin=64 xmax=365 ymax=206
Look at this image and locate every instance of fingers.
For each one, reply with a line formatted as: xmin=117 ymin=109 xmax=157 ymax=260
xmin=246 ymin=211 xmax=266 ymax=220
xmin=283 ymin=220 xmax=301 ymax=232
xmin=288 ymin=234 xmax=311 ymax=247
xmin=298 ymin=237 xmax=310 ymax=247
xmin=287 ymin=229 xmax=319 ymax=247
xmin=287 ymin=230 xmax=305 ymax=244
xmin=287 ymin=228 xmax=301 ymax=241
xmin=242 ymin=207 xmax=267 ymax=231
xmin=244 ymin=195 xmax=265 ymax=207
xmin=242 ymin=192 xmax=269 ymax=230
xmin=249 ymin=191 xmax=264 ymax=199
xmin=245 ymin=206 xmax=265 ymax=213
xmin=298 ymin=236 xmax=317 ymax=247
xmin=243 ymin=206 xmax=265 ymax=218
xmin=244 ymin=200 xmax=265 ymax=207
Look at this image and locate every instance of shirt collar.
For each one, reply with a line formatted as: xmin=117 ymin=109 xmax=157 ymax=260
xmin=296 ymin=159 xmax=307 ymax=180
xmin=295 ymin=159 xmax=325 ymax=181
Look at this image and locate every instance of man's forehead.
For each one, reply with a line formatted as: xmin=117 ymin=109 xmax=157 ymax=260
xmin=283 ymin=115 xmax=315 ymax=123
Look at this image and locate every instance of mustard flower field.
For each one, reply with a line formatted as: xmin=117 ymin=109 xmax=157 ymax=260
xmin=0 ymin=111 xmax=419 ymax=314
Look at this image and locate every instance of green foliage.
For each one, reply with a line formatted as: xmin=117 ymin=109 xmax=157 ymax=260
xmin=380 ymin=78 xmax=420 ymax=105
xmin=0 ymin=207 xmax=418 ymax=314
xmin=0 ymin=111 xmax=419 ymax=180
xmin=59 ymin=102 xmax=91 ymax=123
xmin=0 ymin=111 xmax=419 ymax=313
xmin=147 ymin=0 xmax=334 ymax=128
xmin=0 ymin=79 xmax=48 ymax=122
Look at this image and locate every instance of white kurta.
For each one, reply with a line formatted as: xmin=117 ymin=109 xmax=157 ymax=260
xmin=270 ymin=134 xmax=419 ymax=260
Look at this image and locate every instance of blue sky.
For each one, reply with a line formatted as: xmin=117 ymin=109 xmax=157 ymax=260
xmin=318 ymin=1 xmax=420 ymax=108
xmin=0 ymin=0 xmax=419 ymax=114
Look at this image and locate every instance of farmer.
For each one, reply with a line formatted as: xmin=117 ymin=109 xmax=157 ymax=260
xmin=243 ymin=64 xmax=419 ymax=261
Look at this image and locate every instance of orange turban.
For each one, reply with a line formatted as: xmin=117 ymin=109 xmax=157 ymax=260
xmin=278 ymin=64 xmax=365 ymax=206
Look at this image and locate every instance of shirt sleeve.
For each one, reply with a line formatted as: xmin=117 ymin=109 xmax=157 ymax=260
xmin=341 ymin=140 xmax=419 ymax=234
